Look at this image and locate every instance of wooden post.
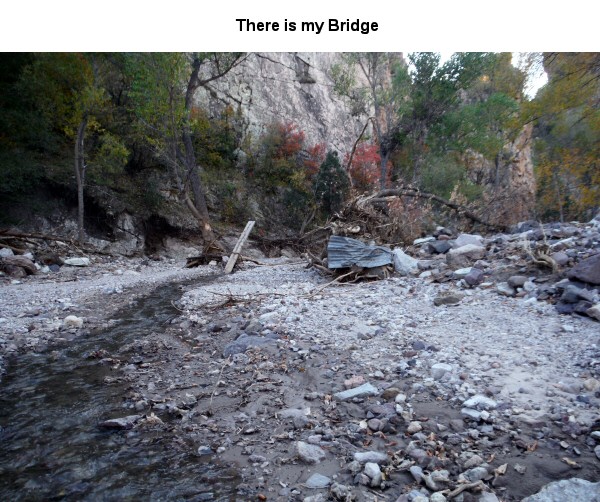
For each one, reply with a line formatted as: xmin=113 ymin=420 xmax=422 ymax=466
xmin=224 ymin=221 xmax=255 ymax=274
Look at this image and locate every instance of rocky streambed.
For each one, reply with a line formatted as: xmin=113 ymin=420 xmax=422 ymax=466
xmin=1 ymin=217 xmax=600 ymax=501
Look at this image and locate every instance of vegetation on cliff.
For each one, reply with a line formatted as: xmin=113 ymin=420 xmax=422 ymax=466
xmin=0 ymin=52 xmax=597 ymax=248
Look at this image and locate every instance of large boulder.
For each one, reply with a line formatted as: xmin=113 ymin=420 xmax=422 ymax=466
xmin=453 ymin=233 xmax=484 ymax=248
xmin=392 ymin=249 xmax=419 ymax=276
xmin=567 ymin=253 xmax=600 ymax=285
xmin=446 ymin=244 xmax=486 ymax=268
xmin=521 ymin=478 xmax=600 ymax=502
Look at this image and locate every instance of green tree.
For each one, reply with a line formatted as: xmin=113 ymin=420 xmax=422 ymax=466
xmin=526 ymin=53 xmax=599 ymax=220
xmin=314 ymin=151 xmax=349 ymax=216
xmin=20 ymin=53 xmax=127 ymax=242
xmin=332 ymin=53 xmax=411 ymax=187
xmin=125 ymin=52 xmax=244 ymax=246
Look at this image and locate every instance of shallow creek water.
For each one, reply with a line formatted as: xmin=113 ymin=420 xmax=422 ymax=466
xmin=0 ymin=279 xmax=239 ymax=501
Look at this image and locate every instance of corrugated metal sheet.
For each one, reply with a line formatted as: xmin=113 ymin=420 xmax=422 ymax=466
xmin=327 ymin=236 xmax=393 ymax=269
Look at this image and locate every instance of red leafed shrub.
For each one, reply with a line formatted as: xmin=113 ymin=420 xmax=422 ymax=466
xmin=276 ymin=122 xmax=305 ymax=158
xmin=304 ymin=142 xmax=326 ymax=178
xmin=345 ymin=143 xmax=381 ymax=191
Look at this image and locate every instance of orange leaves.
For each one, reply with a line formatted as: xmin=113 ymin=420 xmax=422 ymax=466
xmin=275 ymin=122 xmax=305 ymax=158
xmin=345 ymin=142 xmax=381 ymax=191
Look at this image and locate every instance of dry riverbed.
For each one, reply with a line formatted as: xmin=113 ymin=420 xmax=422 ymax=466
xmin=1 ymin=256 xmax=599 ymax=501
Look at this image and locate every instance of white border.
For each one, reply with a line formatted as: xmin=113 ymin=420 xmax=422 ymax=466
xmin=2 ymin=0 xmax=598 ymax=52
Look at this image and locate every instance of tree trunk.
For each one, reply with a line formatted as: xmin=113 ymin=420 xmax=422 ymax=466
xmin=379 ymin=149 xmax=390 ymax=189
xmin=74 ymin=115 xmax=88 ymax=243
xmin=183 ymin=56 xmax=218 ymax=248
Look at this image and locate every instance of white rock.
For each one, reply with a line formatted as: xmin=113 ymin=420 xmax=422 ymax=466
xmin=478 ymin=493 xmax=500 ymax=502
xmin=353 ymin=451 xmax=388 ymax=464
xmin=64 ymin=257 xmax=90 ymax=267
xmin=453 ymin=267 xmax=473 ymax=278
xmin=393 ymin=249 xmax=419 ymax=276
xmin=334 ymin=382 xmax=379 ymax=401
xmin=63 ymin=315 xmax=84 ymax=329
xmin=364 ymin=462 xmax=382 ymax=487
xmin=429 ymin=493 xmax=447 ymax=502
xmin=407 ymin=421 xmax=422 ymax=434
xmin=521 ymin=478 xmax=600 ymax=501
xmin=413 ymin=236 xmax=436 ymax=245
xmin=305 ymin=473 xmax=331 ymax=489
xmin=0 ymin=248 xmax=14 ymax=257
xmin=454 ymin=233 xmax=484 ymax=248
xmin=461 ymin=408 xmax=481 ymax=420
xmin=296 ymin=441 xmax=326 ymax=464
xmin=431 ymin=363 xmax=453 ymax=380
xmin=463 ymin=395 xmax=497 ymax=410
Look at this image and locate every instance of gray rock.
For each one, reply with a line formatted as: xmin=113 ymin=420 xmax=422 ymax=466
xmin=508 ymin=275 xmax=528 ymax=288
xmin=0 ymin=248 xmax=14 ymax=257
xmin=595 ymin=445 xmax=600 ymax=460
xmin=447 ymin=244 xmax=486 ymax=268
xmin=296 ymin=441 xmax=326 ymax=464
xmin=588 ymin=304 xmax=600 ymax=321
xmin=393 ymin=249 xmax=419 ymax=276
xmin=463 ymin=395 xmax=497 ymax=410
xmin=98 ymin=414 xmax=141 ymax=430
xmin=63 ymin=257 xmax=90 ymax=267
xmin=222 ymin=334 xmax=277 ymax=357
xmin=424 ymin=470 xmax=450 ymax=491
xmin=431 ymin=363 xmax=452 ymax=380
xmin=461 ymin=466 xmax=489 ymax=482
xmin=567 ymin=253 xmax=600 ymax=285
xmin=406 ymin=421 xmax=422 ymax=434
xmin=430 ymin=494 xmax=448 ymax=502
xmin=279 ymin=408 xmax=310 ymax=419
xmin=353 ymin=451 xmax=388 ymax=464
xmin=364 ymin=462 xmax=382 ymax=487
xmin=478 ymin=493 xmax=500 ymax=502
xmin=427 ymin=240 xmax=452 ymax=255
xmin=521 ymin=478 xmax=600 ymax=502
xmin=410 ymin=465 xmax=425 ymax=483
xmin=461 ymin=456 xmax=484 ymax=471
xmin=465 ymin=268 xmax=485 ymax=286
xmin=433 ymin=294 xmax=463 ymax=306
xmin=454 ymin=234 xmax=484 ymax=248
xmin=551 ymin=251 xmax=570 ymax=266
xmin=461 ymin=408 xmax=482 ymax=421
xmin=197 ymin=445 xmax=213 ymax=455
xmin=305 ymin=473 xmax=331 ymax=489
xmin=304 ymin=495 xmax=327 ymax=502
xmin=334 ymin=382 xmax=379 ymax=401
xmin=496 ymin=282 xmax=516 ymax=297
xmin=561 ymin=285 xmax=596 ymax=304
xmin=329 ymin=483 xmax=356 ymax=501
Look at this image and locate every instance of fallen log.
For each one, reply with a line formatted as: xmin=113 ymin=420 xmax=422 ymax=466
xmin=1 ymin=256 xmax=37 ymax=276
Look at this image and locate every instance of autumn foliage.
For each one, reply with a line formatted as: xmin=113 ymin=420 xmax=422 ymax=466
xmin=345 ymin=142 xmax=381 ymax=191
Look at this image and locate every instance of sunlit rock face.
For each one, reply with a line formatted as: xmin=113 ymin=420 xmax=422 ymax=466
xmin=193 ymin=52 xmax=366 ymax=154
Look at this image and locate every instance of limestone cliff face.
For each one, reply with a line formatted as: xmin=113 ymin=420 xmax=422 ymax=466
xmin=193 ymin=52 xmax=366 ymax=154
xmin=193 ymin=52 xmax=536 ymax=225
xmin=465 ymin=123 xmax=536 ymax=225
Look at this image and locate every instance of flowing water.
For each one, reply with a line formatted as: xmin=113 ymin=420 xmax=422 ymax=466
xmin=0 ymin=278 xmax=239 ymax=501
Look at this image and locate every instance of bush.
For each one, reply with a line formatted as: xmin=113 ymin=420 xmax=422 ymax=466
xmin=314 ymin=151 xmax=349 ymax=216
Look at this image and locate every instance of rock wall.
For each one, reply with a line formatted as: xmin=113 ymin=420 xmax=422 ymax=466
xmin=193 ymin=53 xmax=366 ymax=155
xmin=465 ymin=123 xmax=536 ymax=225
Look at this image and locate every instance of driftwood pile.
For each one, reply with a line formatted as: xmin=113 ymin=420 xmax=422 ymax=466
xmin=0 ymin=229 xmax=69 ymax=279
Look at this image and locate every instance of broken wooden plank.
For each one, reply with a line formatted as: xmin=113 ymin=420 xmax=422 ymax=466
xmin=224 ymin=221 xmax=255 ymax=274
